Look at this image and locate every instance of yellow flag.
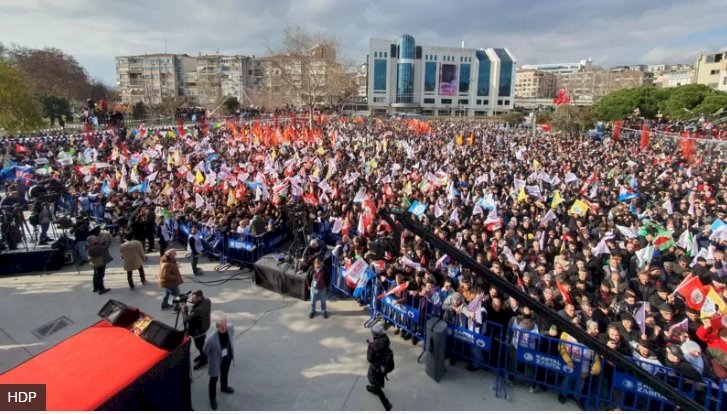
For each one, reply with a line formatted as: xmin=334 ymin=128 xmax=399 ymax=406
xmin=161 ymin=184 xmax=172 ymax=196
xmin=316 ymin=147 xmax=325 ymax=155
xmin=455 ymin=135 xmax=464 ymax=146
xmin=533 ymin=159 xmax=541 ymax=170
xmin=195 ymin=170 xmax=205 ymax=184
xmin=403 ymin=181 xmax=412 ymax=196
xmin=701 ymin=287 xmax=727 ymax=319
xmin=467 ymin=133 xmax=475 ymax=145
xmin=227 ymin=189 xmax=237 ymax=207
xmin=517 ymin=187 xmax=527 ymax=203
xmin=551 ymin=191 xmax=563 ymax=208
xmin=569 ymin=199 xmax=590 ymax=217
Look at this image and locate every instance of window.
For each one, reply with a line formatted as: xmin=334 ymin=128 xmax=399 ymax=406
xmin=711 ymin=69 xmax=720 ymax=75
xmin=476 ymin=50 xmax=491 ymax=96
xmin=396 ymin=62 xmax=414 ymax=103
xmin=373 ymin=59 xmax=387 ymax=91
xmin=384 ymin=52 xmax=387 ymax=58
xmin=423 ymin=98 xmax=435 ymax=104
xmin=494 ymin=48 xmax=513 ymax=97
xmin=476 ymin=100 xmax=482 ymax=105
xmin=723 ymin=77 xmax=727 ymax=85
xmin=374 ymin=52 xmax=378 ymax=58
xmin=497 ymin=100 xmax=503 ymax=105
xmin=441 ymin=98 xmax=452 ymax=104
xmin=459 ymin=64 xmax=471 ymax=93
xmin=424 ymin=61 xmax=437 ymax=93
xmin=504 ymin=100 xmax=510 ymax=105
xmin=458 ymin=99 xmax=469 ymax=105
xmin=373 ymin=97 xmax=386 ymax=103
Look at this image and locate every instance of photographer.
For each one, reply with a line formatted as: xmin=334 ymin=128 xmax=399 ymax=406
xmin=185 ymin=290 xmax=212 ymax=370
xmin=297 ymin=238 xmax=325 ymax=274
xmin=32 ymin=201 xmax=54 ymax=245
xmin=72 ymin=216 xmax=90 ymax=264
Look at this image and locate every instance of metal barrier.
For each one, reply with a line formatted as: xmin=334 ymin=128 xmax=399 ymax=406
xmin=505 ymin=326 xmax=727 ymax=410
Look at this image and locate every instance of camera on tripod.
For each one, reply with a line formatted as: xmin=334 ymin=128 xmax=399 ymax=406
xmin=172 ymin=291 xmax=192 ymax=312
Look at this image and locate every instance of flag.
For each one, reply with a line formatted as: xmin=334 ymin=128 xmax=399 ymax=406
xmin=540 ymin=209 xmax=557 ymax=226
xmin=710 ymin=219 xmax=727 ymax=233
xmin=434 ymin=202 xmax=444 ymax=218
xmin=640 ymin=123 xmax=650 ymax=149
xmin=654 ymin=229 xmax=675 ymax=251
xmin=517 ymin=187 xmax=527 ymax=203
xmin=635 ymin=244 xmax=654 ymax=269
xmin=526 ymin=185 xmax=542 ymax=199
xmin=195 ymin=193 xmax=205 ymax=209
xmin=564 ymin=172 xmax=578 ymax=184
xmin=634 ymin=302 xmax=647 ymax=334
xmin=408 ymin=201 xmax=428 ymax=216
xmin=676 ymin=277 xmax=707 ymax=311
xmin=146 ymin=170 xmax=158 ymax=182
xmin=551 ymin=191 xmax=563 ymax=208
xmin=569 ymin=199 xmax=589 ymax=217
xmin=118 ymin=176 xmax=128 ymax=192
xmin=449 ymin=208 xmax=459 ymax=223
xmin=101 ymin=180 xmax=112 ymax=196
xmin=472 ymin=203 xmax=484 ymax=216
xmin=612 ymin=120 xmax=624 ymax=140
xmin=128 ymin=182 xmax=148 ymax=194
xmin=677 ymin=230 xmax=699 ymax=257
xmin=377 ymin=283 xmax=409 ymax=301
xmin=701 ymin=288 xmax=727 ymax=319
xmin=195 ymin=170 xmax=205 ymax=184
xmin=353 ymin=188 xmax=367 ymax=203
xmin=662 ymin=198 xmax=673 ymax=215
xmin=668 ymin=318 xmax=688 ymax=337
xmin=227 ymin=189 xmax=237 ymax=207
xmin=592 ymin=237 xmax=611 ymax=257
xmin=617 ymin=192 xmax=639 ymax=202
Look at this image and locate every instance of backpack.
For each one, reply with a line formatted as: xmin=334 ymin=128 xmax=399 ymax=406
xmin=381 ymin=348 xmax=395 ymax=376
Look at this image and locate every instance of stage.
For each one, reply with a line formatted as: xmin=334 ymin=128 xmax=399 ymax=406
xmin=253 ymin=250 xmax=333 ymax=300
xmin=0 ymin=319 xmax=192 ymax=410
xmin=0 ymin=245 xmax=64 ymax=276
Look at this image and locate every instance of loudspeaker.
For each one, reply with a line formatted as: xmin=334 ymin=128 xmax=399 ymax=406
xmin=98 ymin=299 xmax=141 ymax=327
xmin=425 ymin=317 xmax=448 ymax=382
xmin=141 ymin=320 xmax=185 ymax=351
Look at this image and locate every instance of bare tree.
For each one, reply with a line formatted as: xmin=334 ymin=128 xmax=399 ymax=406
xmin=265 ymin=26 xmax=349 ymax=126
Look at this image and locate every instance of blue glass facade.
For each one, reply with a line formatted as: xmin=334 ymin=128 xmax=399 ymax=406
xmin=424 ymin=62 xmax=436 ymax=93
xmin=459 ymin=64 xmax=471 ymax=93
xmin=373 ymin=59 xmax=387 ymax=91
xmin=476 ymin=50 xmax=491 ymax=97
xmin=396 ymin=34 xmax=416 ymax=103
xmin=494 ymin=48 xmax=513 ymax=97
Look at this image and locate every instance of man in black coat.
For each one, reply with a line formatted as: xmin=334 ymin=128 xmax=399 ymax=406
xmin=186 ymin=290 xmax=212 ymax=370
xmin=366 ymin=323 xmax=393 ymax=411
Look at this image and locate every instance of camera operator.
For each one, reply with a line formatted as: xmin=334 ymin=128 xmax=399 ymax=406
xmin=184 ymin=290 xmax=212 ymax=370
xmin=72 ymin=215 xmax=91 ymax=264
xmin=297 ymin=238 xmax=325 ymax=274
xmin=32 ymin=201 xmax=54 ymax=245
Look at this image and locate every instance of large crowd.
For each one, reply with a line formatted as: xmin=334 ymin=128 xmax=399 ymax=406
xmin=2 ymin=114 xmax=727 ymax=404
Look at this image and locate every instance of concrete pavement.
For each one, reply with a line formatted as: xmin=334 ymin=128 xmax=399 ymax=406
xmin=0 ymin=240 xmax=577 ymax=411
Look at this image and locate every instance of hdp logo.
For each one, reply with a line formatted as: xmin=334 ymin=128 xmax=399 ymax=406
xmin=690 ymin=289 xmax=704 ymax=305
xmin=475 ymin=339 xmax=486 ymax=349
xmin=523 ymin=352 xmax=534 ymax=362
xmin=562 ymin=364 xmax=574 ymax=374
xmin=622 ymin=379 xmax=634 ymax=390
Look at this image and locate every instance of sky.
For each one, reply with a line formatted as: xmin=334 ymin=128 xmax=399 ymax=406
xmin=1 ymin=0 xmax=726 ymax=86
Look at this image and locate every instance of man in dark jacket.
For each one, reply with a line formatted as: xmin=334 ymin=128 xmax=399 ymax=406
xmin=306 ymin=257 xmax=330 ymax=319
xmin=187 ymin=290 xmax=212 ymax=370
xmin=366 ymin=323 xmax=393 ymax=411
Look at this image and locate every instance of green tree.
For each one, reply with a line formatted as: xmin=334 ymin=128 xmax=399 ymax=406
xmin=536 ymin=111 xmax=552 ymax=124
xmin=131 ymin=101 xmax=147 ymax=120
xmin=593 ymin=85 xmax=669 ymax=121
xmin=660 ymin=84 xmax=714 ymax=119
xmin=501 ymin=111 xmax=525 ymax=125
xmin=695 ymin=94 xmax=727 ymax=116
xmin=223 ymin=96 xmax=240 ymax=115
xmin=0 ymin=61 xmax=44 ymax=131
xmin=39 ymin=95 xmax=72 ymax=127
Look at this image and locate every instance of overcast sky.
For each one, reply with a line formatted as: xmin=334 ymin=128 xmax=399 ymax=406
xmin=1 ymin=0 xmax=726 ymax=86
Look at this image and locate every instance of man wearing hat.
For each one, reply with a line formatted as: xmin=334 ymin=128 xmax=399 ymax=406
xmin=664 ymin=344 xmax=702 ymax=381
xmin=366 ymin=323 xmax=393 ymax=411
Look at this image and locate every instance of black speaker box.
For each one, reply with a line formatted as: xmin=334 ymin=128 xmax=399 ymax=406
xmin=141 ymin=320 xmax=185 ymax=351
xmin=98 ymin=299 xmax=141 ymax=327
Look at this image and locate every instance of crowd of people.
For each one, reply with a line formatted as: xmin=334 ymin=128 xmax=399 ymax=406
xmin=2 ymin=113 xmax=727 ymax=408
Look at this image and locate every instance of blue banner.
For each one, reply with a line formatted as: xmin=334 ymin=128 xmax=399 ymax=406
xmin=612 ymin=372 xmax=668 ymax=402
xmin=447 ymin=325 xmax=491 ymax=351
xmin=228 ymin=238 xmax=257 ymax=252
xmin=382 ymin=295 xmax=420 ymax=321
xmin=516 ymin=347 xmax=579 ymax=378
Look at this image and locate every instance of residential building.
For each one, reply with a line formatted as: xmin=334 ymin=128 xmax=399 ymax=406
xmin=520 ymin=59 xmax=592 ymax=77
xmin=367 ymin=34 xmax=516 ymax=116
xmin=695 ymin=50 xmax=727 ymax=92
xmin=514 ymin=69 xmax=558 ymax=99
xmin=116 ymin=53 xmax=262 ymax=107
xmin=559 ymin=68 xmax=654 ymax=104
xmin=655 ymin=67 xmax=695 ymax=88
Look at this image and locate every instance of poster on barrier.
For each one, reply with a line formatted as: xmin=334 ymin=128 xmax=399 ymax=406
xmin=345 ymin=258 xmax=370 ymax=284
xmin=228 ymin=238 xmax=256 ymax=252
xmin=612 ymin=372 xmax=668 ymax=403
xmin=447 ymin=325 xmax=491 ymax=351
xmin=382 ymin=295 xmax=420 ymax=321
xmin=516 ymin=347 xmax=580 ymax=378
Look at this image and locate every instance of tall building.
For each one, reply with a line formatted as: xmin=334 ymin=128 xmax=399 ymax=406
xmin=514 ymin=69 xmax=558 ymax=99
xmin=520 ymin=59 xmax=592 ymax=77
xmin=559 ymin=68 xmax=653 ymax=103
xmin=116 ymin=53 xmax=261 ymax=107
xmin=367 ymin=34 xmax=515 ymax=116
xmin=695 ymin=50 xmax=727 ymax=92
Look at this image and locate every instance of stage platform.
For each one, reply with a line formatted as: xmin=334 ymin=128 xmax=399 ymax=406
xmin=253 ymin=250 xmax=333 ymax=301
xmin=0 ymin=246 xmax=64 ymax=276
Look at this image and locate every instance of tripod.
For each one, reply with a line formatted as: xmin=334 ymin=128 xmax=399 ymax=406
xmin=284 ymin=226 xmax=308 ymax=271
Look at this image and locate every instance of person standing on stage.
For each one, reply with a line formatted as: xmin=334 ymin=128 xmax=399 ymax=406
xmin=186 ymin=290 xmax=212 ymax=370
xmin=159 ymin=249 xmax=183 ymax=310
xmin=204 ymin=311 xmax=235 ymax=410
xmin=120 ymin=233 xmax=147 ymax=290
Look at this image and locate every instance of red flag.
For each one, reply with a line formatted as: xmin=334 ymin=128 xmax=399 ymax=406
xmin=640 ymin=123 xmax=650 ymax=149
xmin=15 ymin=143 xmax=29 ymax=154
xmin=302 ymin=191 xmax=318 ymax=206
xmin=377 ymin=282 xmax=409 ymax=301
xmin=676 ymin=276 xmax=707 ymax=311
xmin=612 ymin=120 xmax=624 ymax=140
xmin=680 ymin=132 xmax=696 ymax=162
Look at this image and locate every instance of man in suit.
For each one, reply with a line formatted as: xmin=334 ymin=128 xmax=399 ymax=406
xmin=203 ymin=311 xmax=235 ymax=410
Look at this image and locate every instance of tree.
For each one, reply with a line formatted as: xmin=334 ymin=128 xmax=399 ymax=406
xmin=593 ymin=85 xmax=669 ymax=121
xmin=502 ymin=111 xmax=525 ymax=125
xmin=9 ymin=46 xmax=91 ymax=100
xmin=40 ymin=95 xmax=72 ymax=127
xmin=0 ymin=61 xmax=44 ymax=132
xmin=132 ymin=101 xmax=147 ymax=121
xmin=265 ymin=26 xmax=348 ymax=125
xmin=223 ymin=96 xmax=240 ymax=115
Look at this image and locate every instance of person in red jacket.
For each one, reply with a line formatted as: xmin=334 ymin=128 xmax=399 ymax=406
xmin=696 ymin=317 xmax=727 ymax=355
